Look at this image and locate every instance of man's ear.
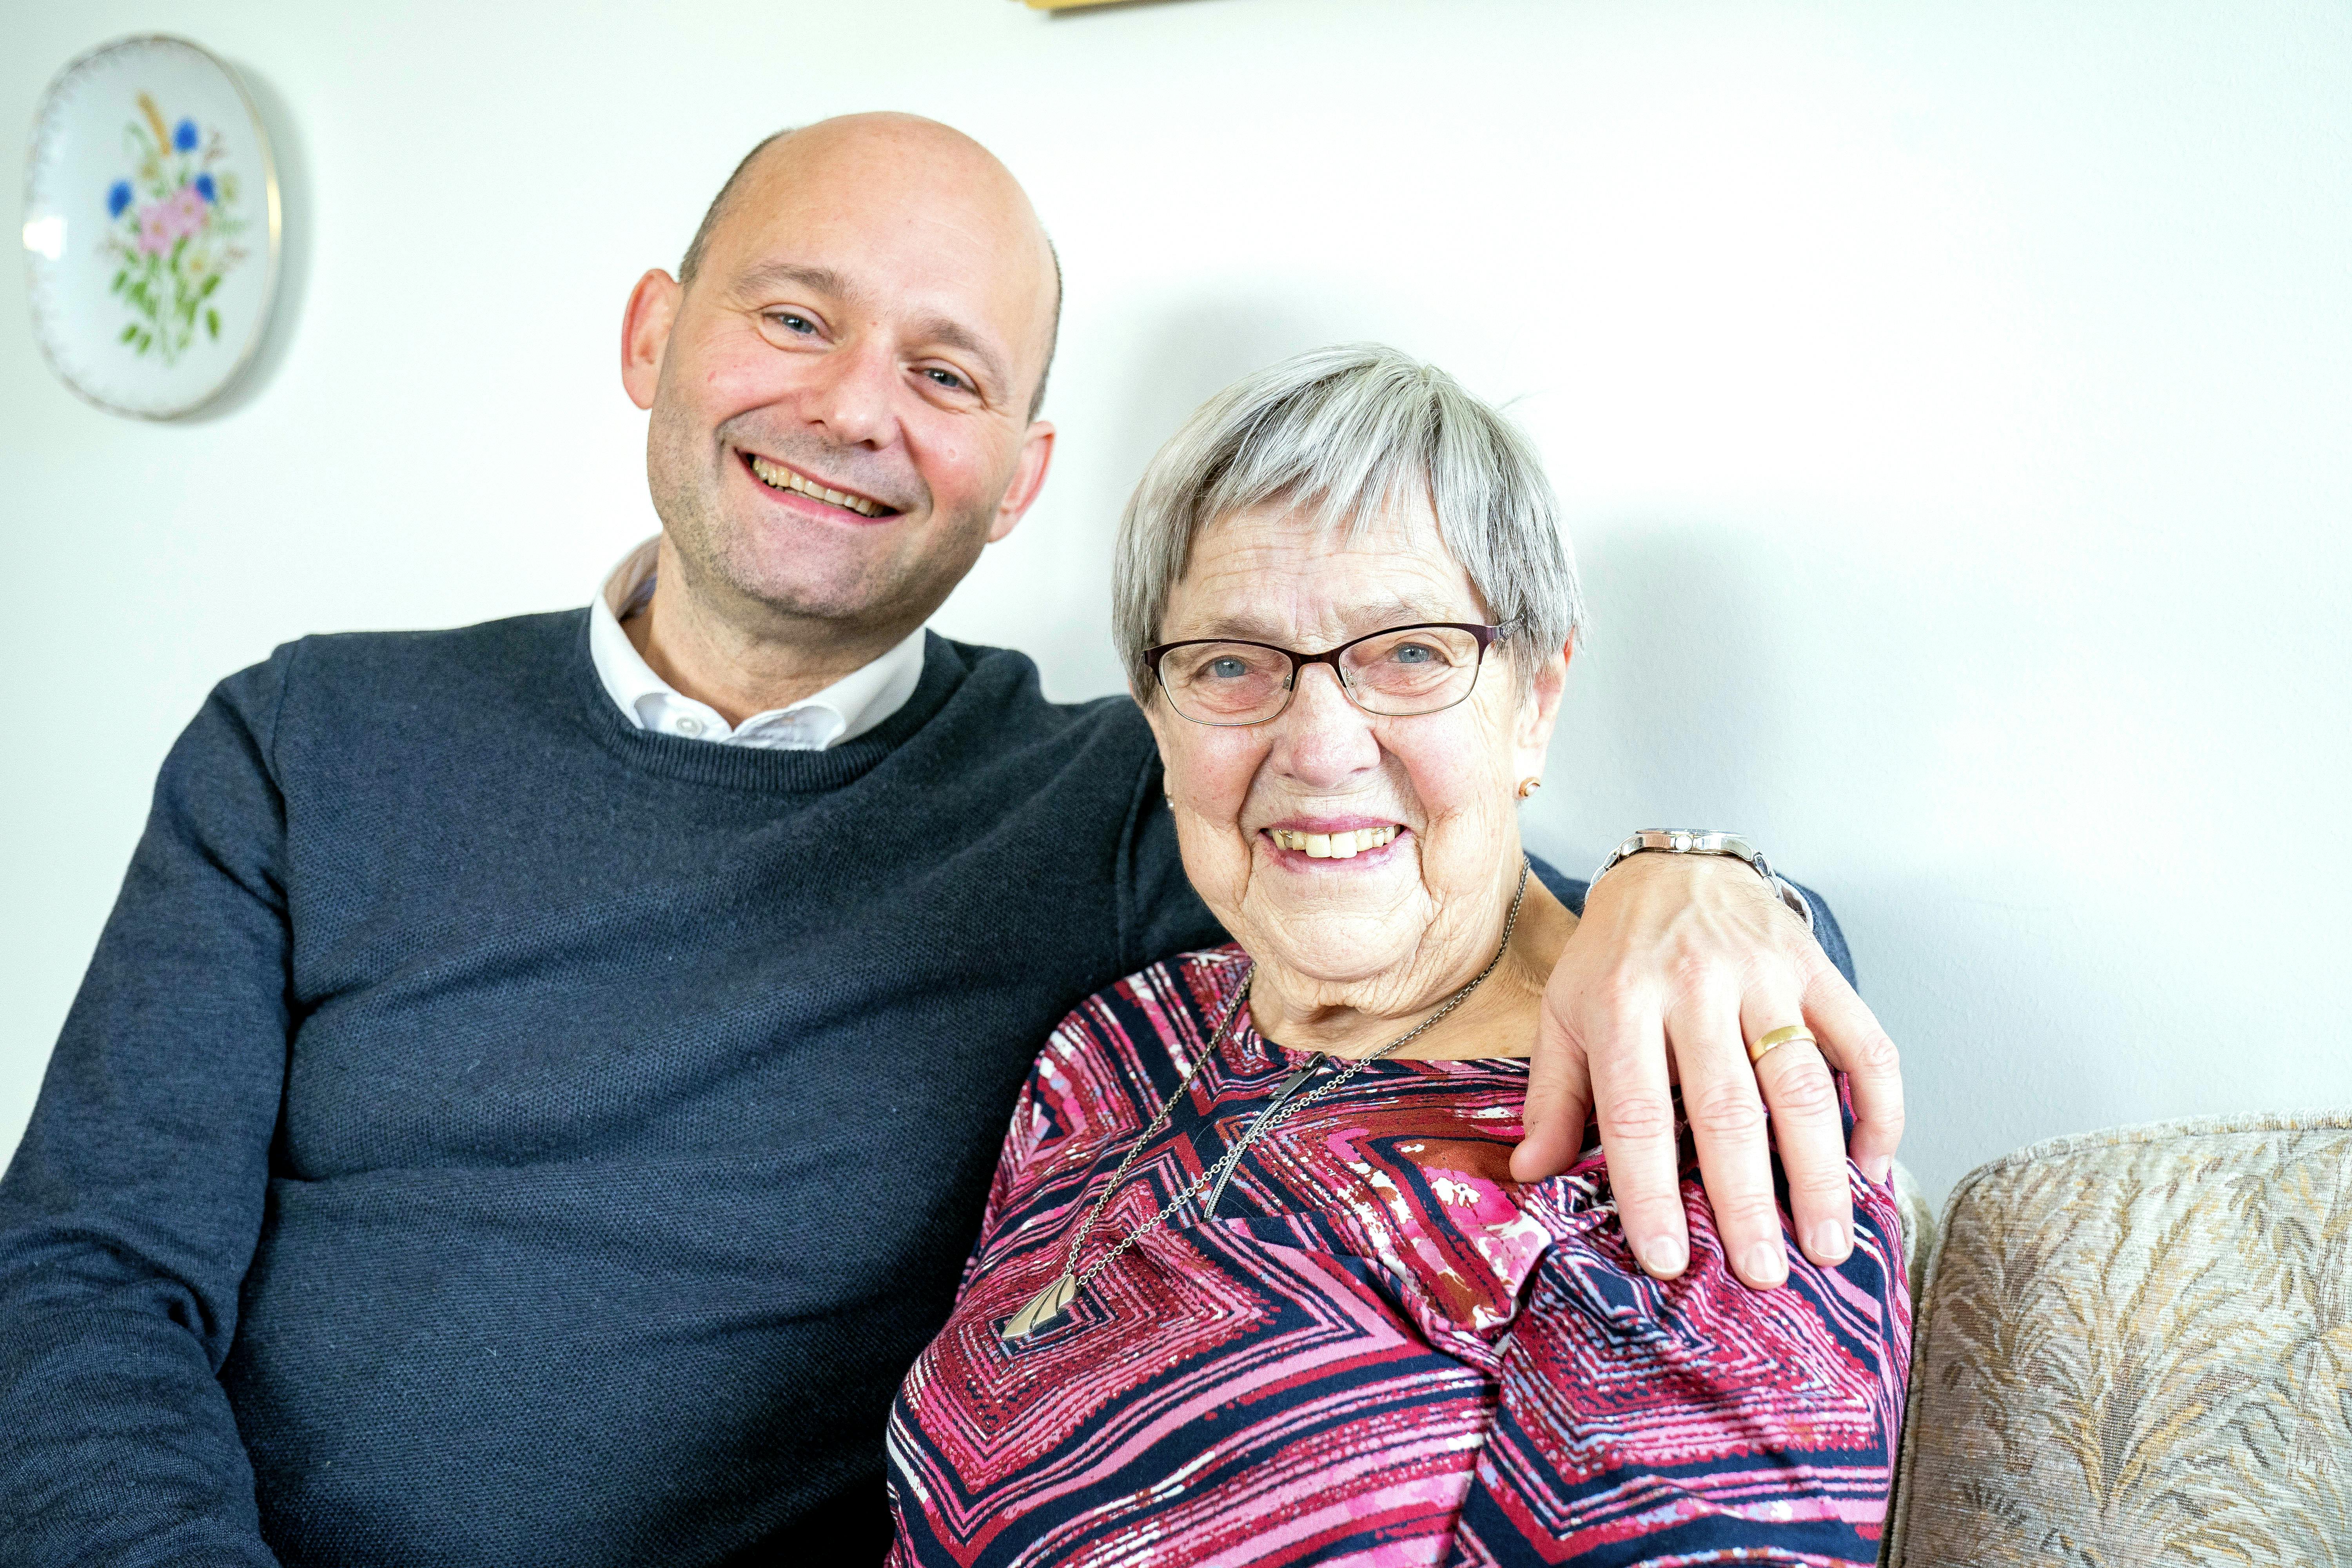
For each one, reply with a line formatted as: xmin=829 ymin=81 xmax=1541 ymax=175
xmin=621 ymin=270 xmax=683 ymax=410
xmin=986 ymin=421 xmax=1057 ymax=544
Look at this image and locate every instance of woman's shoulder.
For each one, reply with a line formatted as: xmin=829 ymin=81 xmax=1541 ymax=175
xmin=1034 ymin=947 xmax=1247 ymax=1108
xmin=1047 ymin=945 xmax=1250 ymax=1073
xmin=993 ymin=946 xmax=1251 ymax=1185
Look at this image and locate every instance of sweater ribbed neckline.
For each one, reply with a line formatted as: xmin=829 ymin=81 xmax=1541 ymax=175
xmin=560 ymin=609 xmax=966 ymax=794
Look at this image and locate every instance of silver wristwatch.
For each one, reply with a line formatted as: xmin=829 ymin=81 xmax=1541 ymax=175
xmin=1591 ymin=829 xmax=1816 ymax=934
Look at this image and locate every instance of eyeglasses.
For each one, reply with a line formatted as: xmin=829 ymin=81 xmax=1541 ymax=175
xmin=1143 ymin=622 xmax=1509 ymax=727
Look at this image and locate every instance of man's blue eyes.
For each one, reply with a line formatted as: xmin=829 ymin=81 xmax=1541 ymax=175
xmin=760 ymin=318 xmax=970 ymax=393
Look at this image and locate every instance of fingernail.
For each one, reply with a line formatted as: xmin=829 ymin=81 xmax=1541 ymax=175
xmin=1864 ymin=1157 xmax=1893 ymax=1185
xmin=1636 ymin=1235 xmax=1687 ymax=1278
xmin=1809 ymin=1221 xmax=1852 ymax=1263
xmin=1742 ymin=1241 xmax=1788 ymax=1287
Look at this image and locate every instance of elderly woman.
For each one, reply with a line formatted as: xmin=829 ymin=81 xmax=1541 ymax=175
xmin=886 ymin=347 xmax=1910 ymax=1566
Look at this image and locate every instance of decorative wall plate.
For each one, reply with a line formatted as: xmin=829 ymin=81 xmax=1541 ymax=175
xmin=22 ymin=36 xmax=282 ymax=419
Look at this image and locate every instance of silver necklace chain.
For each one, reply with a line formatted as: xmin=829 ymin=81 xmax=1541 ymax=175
xmin=1002 ymin=861 xmax=1532 ymax=1340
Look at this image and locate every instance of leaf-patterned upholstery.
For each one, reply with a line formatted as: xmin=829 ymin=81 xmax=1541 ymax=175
xmin=1890 ymin=1160 xmax=1938 ymax=1301
xmin=1886 ymin=1112 xmax=2352 ymax=1566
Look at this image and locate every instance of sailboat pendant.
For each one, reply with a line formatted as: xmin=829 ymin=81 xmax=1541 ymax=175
xmin=1000 ymin=1272 xmax=1079 ymax=1343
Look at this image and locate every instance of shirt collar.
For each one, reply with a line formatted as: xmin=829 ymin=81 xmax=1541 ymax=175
xmin=587 ymin=536 xmax=926 ymax=750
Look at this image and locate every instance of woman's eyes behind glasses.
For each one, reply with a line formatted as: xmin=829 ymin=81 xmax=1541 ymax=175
xmin=1160 ymin=645 xmax=1289 ymax=722
xmin=1345 ymin=629 xmax=1477 ymax=697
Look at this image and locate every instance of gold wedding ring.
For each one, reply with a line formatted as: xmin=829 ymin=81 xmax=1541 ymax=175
xmin=1749 ymin=1024 xmax=1817 ymax=1065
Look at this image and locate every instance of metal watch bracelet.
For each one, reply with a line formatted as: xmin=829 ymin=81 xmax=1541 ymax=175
xmin=1590 ymin=829 xmax=1816 ymax=935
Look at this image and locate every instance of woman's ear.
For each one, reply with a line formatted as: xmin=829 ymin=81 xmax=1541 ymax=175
xmin=1134 ymin=680 xmax=1174 ymax=754
xmin=1134 ymin=688 xmax=1182 ymax=802
xmin=1512 ymin=640 xmax=1573 ymax=768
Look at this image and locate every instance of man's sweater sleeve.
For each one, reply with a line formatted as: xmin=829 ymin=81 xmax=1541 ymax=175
xmin=0 ymin=650 xmax=298 ymax=1567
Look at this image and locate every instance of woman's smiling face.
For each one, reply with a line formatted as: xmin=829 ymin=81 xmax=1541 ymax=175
xmin=1143 ymin=495 xmax=1569 ymax=1002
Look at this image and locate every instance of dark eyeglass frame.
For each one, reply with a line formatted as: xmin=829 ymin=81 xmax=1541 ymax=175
xmin=1143 ymin=621 xmax=1511 ymax=728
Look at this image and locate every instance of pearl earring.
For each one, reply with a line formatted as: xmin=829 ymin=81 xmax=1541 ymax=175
xmin=1516 ymin=777 xmax=1543 ymax=799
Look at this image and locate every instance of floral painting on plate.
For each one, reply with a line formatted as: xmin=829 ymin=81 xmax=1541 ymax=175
xmin=103 ymin=92 xmax=253 ymax=364
xmin=23 ymin=36 xmax=281 ymax=419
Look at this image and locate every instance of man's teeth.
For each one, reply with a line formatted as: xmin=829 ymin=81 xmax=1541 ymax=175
xmin=748 ymin=455 xmax=885 ymax=517
xmin=1269 ymin=825 xmax=1401 ymax=859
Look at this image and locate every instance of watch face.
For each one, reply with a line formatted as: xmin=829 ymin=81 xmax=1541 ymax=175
xmin=22 ymin=35 xmax=281 ymax=420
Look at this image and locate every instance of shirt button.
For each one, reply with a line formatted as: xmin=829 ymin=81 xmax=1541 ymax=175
xmin=675 ymin=716 xmax=704 ymax=737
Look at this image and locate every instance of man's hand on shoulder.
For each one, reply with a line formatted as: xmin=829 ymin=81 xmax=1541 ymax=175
xmin=1510 ymin=851 xmax=1905 ymax=1289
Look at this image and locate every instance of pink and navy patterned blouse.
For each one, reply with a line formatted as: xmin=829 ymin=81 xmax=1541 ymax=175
xmin=887 ymin=948 xmax=1911 ymax=1566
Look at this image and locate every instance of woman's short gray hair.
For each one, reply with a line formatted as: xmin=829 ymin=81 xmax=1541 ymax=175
xmin=1113 ymin=343 xmax=1585 ymax=696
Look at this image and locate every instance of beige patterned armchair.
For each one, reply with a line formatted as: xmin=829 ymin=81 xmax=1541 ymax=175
xmin=1883 ymin=1112 xmax=2352 ymax=1566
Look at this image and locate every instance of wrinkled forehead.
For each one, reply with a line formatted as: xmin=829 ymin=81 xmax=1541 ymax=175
xmin=1168 ymin=497 xmax=1490 ymax=645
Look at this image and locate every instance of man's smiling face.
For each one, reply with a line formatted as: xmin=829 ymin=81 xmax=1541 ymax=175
xmin=626 ymin=115 xmax=1059 ymax=640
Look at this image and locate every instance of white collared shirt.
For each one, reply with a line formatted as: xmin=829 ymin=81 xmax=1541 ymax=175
xmin=587 ymin=536 xmax=927 ymax=750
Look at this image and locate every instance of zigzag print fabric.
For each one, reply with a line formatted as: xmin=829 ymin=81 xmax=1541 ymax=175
xmin=887 ymin=948 xmax=1910 ymax=1567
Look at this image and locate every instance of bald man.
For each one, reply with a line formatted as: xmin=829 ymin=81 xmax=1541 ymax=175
xmin=0 ymin=117 xmax=1901 ymax=1566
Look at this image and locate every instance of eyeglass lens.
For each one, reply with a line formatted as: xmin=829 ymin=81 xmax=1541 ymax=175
xmin=1157 ymin=625 xmax=1487 ymax=724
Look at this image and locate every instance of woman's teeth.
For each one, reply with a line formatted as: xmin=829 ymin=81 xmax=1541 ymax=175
xmin=1269 ymin=825 xmax=1400 ymax=859
xmin=748 ymin=455 xmax=886 ymax=517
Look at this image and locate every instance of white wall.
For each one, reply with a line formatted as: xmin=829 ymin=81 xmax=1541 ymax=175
xmin=4 ymin=0 xmax=2347 ymax=1203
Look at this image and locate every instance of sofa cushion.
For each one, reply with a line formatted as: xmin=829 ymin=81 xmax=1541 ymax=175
xmin=1887 ymin=1111 xmax=2352 ymax=1567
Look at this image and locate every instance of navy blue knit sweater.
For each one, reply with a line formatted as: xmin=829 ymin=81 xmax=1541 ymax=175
xmin=0 ymin=610 xmax=1849 ymax=1567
